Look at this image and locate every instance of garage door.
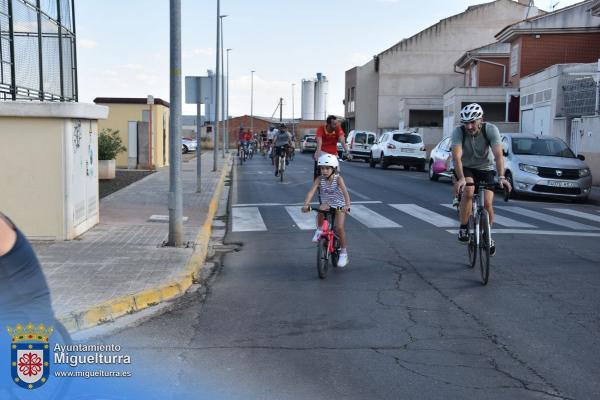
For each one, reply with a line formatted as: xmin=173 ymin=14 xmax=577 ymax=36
xmin=533 ymin=105 xmax=551 ymax=136
xmin=521 ymin=109 xmax=533 ymax=134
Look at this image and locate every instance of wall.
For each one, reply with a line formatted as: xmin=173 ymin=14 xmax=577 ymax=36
xmin=0 ymin=118 xmax=64 ymax=239
xmin=510 ymin=33 xmax=600 ymax=87
xmin=579 ymin=115 xmax=600 ymax=185
xmin=376 ymin=0 xmax=531 ymax=129
xmin=477 ymin=57 xmax=510 ymax=86
xmin=355 ymin=59 xmax=379 ymax=132
xmin=96 ymin=103 xmax=170 ymax=169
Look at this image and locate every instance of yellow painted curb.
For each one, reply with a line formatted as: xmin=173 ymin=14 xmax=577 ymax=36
xmin=57 ymin=155 xmax=232 ymax=332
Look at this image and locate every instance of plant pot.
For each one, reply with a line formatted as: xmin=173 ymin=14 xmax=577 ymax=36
xmin=98 ymin=159 xmax=116 ymax=180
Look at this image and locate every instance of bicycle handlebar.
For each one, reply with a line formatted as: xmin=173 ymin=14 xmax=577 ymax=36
xmin=304 ymin=206 xmax=350 ymax=214
xmin=464 ymin=182 xmax=510 ymax=202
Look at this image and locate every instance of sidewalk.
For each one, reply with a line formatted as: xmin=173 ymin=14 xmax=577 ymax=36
xmin=32 ymin=151 xmax=232 ymax=332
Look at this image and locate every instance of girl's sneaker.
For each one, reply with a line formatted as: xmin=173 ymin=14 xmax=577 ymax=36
xmin=338 ymin=251 xmax=349 ymax=267
xmin=311 ymin=229 xmax=322 ymax=243
xmin=452 ymin=196 xmax=459 ymax=207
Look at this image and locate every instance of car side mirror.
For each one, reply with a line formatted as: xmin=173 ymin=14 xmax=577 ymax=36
xmin=577 ymin=154 xmax=585 ymax=161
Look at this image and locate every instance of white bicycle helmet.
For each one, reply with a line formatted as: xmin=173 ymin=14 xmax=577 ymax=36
xmin=317 ymin=153 xmax=339 ymax=169
xmin=459 ymin=103 xmax=484 ymax=123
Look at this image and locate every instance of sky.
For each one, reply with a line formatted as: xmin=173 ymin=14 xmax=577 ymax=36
xmin=75 ymin=0 xmax=584 ymax=119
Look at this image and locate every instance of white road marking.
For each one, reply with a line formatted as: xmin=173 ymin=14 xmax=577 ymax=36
xmin=546 ymin=208 xmax=600 ymax=224
xmin=347 ymin=188 xmax=371 ymax=200
xmin=149 ymin=215 xmax=189 ymax=222
xmin=231 ymin=207 xmax=267 ymax=232
xmin=440 ymin=204 xmax=536 ymax=228
xmin=232 ymin=201 xmax=382 ymax=207
xmin=285 ymin=207 xmax=316 ymax=230
xmin=390 ymin=204 xmax=456 ymax=227
xmin=446 ymin=229 xmax=600 ymax=237
xmin=349 ymin=205 xmax=402 ymax=228
xmin=496 ymin=206 xmax=598 ymax=231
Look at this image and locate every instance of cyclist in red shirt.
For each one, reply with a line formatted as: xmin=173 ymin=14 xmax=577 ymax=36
xmin=314 ymin=115 xmax=349 ymax=178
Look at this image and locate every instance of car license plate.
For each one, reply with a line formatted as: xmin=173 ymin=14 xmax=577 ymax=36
xmin=401 ymin=148 xmax=415 ymax=153
xmin=547 ymin=181 xmax=577 ymax=188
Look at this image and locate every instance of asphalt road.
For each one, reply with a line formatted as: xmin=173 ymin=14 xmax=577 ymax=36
xmin=86 ymin=151 xmax=599 ymax=400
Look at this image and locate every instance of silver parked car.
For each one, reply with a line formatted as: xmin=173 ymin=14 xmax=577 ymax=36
xmin=182 ymin=137 xmax=198 ymax=154
xmin=501 ymin=133 xmax=592 ymax=201
xmin=300 ymin=135 xmax=317 ymax=153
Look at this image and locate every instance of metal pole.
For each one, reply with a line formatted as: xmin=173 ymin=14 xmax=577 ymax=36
xmin=220 ymin=15 xmax=227 ymax=158
xmin=71 ymin=0 xmax=79 ymax=101
xmin=168 ymin=0 xmax=183 ymax=246
xmin=7 ymin=0 xmax=16 ymax=100
xmin=213 ymin=0 xmax=220 ymax=172
xmin=279 ymin=97 xmax=283 ymax=122
xmin=226 ymin=48 xmax=232 ymax=153
xmin=196 ymin=102 xmax=202 ymax=193
xmin=36 ymin=0 xmax=44 ymax=100
xmin=250 ymin=70 xmax=255 ymax=135
xmin=56 ymin=0 xmax=64 ymax=100
xmin=292 ymin=83 xmax=295 ymax=139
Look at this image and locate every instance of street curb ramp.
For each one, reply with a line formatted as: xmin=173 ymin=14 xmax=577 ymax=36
xmin=58 ymin=155 xmax=232 ymax=332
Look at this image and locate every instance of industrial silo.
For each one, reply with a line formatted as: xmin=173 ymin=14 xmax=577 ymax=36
xmin=301 ymin=79 xmax=315 ymax=120
xmin=314 ymin=73 xmax=328 ymax=121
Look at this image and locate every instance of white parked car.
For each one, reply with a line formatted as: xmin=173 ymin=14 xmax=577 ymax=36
xmin=300 ymin=135 xmax=317 ymax=153
xmin=428 ymin=136 xmax=454 ymax=181
xmin=346 ymin=130 xmax=377 ymax=162
xmin=182 ymin=137 xmax=198 ymax=154
xmin=369 ymin=131 xmax=426 ymax=170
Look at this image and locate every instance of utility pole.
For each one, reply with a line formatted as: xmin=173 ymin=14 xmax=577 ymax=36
xmin=291 ymin=83 xmax=295 ymax=139
xmin=279 ymin=97 xmax=283 ymax=122
xmin=250 ymin=70 xmax=255 ymax=134
xmin=168 ymin=0 xmax=183 ymax=246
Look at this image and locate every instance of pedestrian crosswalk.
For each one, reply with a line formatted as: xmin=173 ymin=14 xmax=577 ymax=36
xmin=230 ymin=202 xmax=600 ymax=236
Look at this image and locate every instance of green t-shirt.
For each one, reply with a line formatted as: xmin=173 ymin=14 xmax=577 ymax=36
xmin=451 ymin=123 xmax=501 ymax=170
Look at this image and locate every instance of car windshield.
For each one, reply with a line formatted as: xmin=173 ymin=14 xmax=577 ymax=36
xmin=512 ymin=138 xmax=575 ymax=158
xmin=306 ymin=137 xmax=316 ymax=142
xmin=392 ymin=134 xmax=422 ymax=144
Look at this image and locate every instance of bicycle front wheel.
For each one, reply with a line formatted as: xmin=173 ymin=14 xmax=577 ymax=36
xmin=479 ymin=210 xmax=491 ymax=285
xmin=317 ymin=237 xmax=329 ymax=279
xmin=467 ymin=215 xmax=477 ymax=268
xmin=279 ymin=157 xmax=285 ymax=182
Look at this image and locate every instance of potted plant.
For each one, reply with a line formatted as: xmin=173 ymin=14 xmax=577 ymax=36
xmin=98 ymin=128 xmax=126 ymax=180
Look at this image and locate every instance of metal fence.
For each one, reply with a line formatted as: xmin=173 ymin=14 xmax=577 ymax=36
xmin=0 ymin=0 xmax=77 ymax=101
xmin=563 ymin=75 xmax=598 ymax=117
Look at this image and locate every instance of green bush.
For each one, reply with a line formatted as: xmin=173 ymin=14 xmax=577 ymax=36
xmin=98 ymin=128 xmax=127 ymax=160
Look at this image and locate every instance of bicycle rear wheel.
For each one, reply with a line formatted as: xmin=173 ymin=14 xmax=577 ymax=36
xmin=479 ymin=210 xmax=491 ymax=285
xmin=279 ymin=157 xmax=285 ymax=182
xmin=317 ymin=237 xmax=329 ymax=279
xmin=467 ymin=215 xmax=477 ymax=268
xmin=239 ymin=149 xmax=244 ymax=165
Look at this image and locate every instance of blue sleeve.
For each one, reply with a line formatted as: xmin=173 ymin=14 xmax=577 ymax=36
xmin=450 ymin=127 xmax=462 ymax=147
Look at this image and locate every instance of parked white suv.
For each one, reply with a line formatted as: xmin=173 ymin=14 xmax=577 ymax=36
xmin=346 ymin=130 xmax=377 ymax=162
xmin=369 ymin=131 xmax=426 ymax=170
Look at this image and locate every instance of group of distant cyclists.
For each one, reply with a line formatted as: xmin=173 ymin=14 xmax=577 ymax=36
xmin=234 ymin=103 xmax=511 ymax=269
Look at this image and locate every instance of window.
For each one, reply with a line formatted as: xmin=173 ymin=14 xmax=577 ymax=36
xmin=392 ymin=134 xmax=422 ymax=144
xmin=510 ymin=44 xmax=519 ymax=76
xmin=355 ymin=133 xmax=366 ymax=144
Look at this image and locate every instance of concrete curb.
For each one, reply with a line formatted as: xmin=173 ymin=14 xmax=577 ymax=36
xmin=58 ymin=155 xmax=232 ymax=332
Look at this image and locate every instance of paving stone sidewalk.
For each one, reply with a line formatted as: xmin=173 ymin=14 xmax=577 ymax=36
xmin=32 ymin=151 xmax=231 ymax=329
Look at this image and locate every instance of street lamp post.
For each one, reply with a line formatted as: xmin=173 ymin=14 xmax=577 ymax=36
xmin=226 ymin=48 xmax=232 ymax=153
xmin=213 ymin=0 xmax=220 ymax=172
xmin=250 ymin=70 xmax=255 ymax=135
xmin=219 ymin=14 xmax=228 ymax=158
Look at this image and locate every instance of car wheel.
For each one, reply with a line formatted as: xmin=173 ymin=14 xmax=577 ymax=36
xmin=182 ymin=145 xmax=189 ymax=154
xmin=429 ymin=160 xmax=439 ymax=181
xmin=369 ymin=153 xmax=376 ymax=168
xmin=379 ymin=153 xmax=388 ymax=169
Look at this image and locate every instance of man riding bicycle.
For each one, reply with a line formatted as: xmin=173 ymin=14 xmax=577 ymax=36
xmin=314 ymin=115 xmax=349 ymax=179
xmin=273 ymin=123 xmax=292 ymax=177
xmin=451 ymin=103 xmax=512 ymax=256
xmin=238 ymin=127 xmax=252 ymax=156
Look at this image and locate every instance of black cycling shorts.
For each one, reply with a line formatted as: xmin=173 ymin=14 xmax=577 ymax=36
xmin=462 ymin=167 xmax=496 ymax=186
